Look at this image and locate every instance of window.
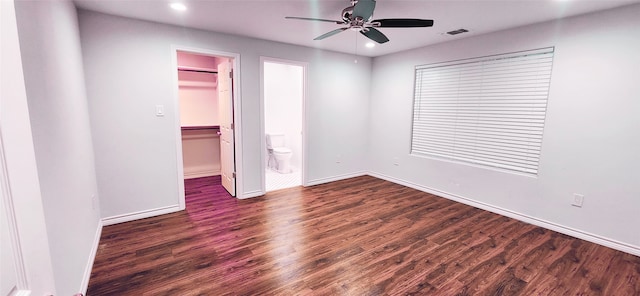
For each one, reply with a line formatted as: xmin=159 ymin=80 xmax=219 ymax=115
xmin=411 ymin=47 xmax=554 ymax=175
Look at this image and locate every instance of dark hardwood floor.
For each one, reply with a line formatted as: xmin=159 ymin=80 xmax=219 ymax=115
xmin=87 ymin=175 xmax=640 ymax=295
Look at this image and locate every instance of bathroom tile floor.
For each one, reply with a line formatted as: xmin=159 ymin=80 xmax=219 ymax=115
xmin=266 ymin=169 xmax=301 ymax=192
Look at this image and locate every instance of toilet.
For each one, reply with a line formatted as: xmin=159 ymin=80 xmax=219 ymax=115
xmin=266 ymin=133 xmax=293 ymax=174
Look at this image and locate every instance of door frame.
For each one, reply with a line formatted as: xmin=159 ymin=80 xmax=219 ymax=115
xmin=260 ymin=57 xmax=309 ymax=193
xmin=1 ymin=1 xmax=54 ymax=291
xmin=0 ymin=131 xmax=30 ymax=296
xmin=171 ymin=45 xmax=244 ymax=207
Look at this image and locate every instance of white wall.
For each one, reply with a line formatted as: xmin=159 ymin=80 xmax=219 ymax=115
xmin=264 ymin=61 xmax=303 ymax=171
xmin=181 ymin=130 xmax=221 ymax=179
xmin=177 ymin=52 xmax=219 ymax=126
xmin=0 ymin=1 xmax=56 ymax=294
xmin=177 ymin=51 xmax=219 ymax=70
xmin=14 ymin=0 xmax=102 ymax=294
xmin=78 ymin=11 xmax=371 ymax=217
xmin=368 ymin=4 xmax=640 ymax=254
xmin=178 ymin=71 xmax=219 ymax=126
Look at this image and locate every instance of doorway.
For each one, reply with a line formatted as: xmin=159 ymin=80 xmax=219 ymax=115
xmin=172 ymin=48 xmax=240 ymax=207
xmin=262 ymin=58 xmax=306 ymax=192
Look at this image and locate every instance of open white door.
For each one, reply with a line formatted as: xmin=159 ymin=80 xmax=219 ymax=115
xmin=218 ymin=60 xmax=236 ymax=196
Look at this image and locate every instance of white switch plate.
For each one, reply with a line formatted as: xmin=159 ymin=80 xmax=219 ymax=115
xmin=156 ymin=105 xmax=164 ymax=117
xmin=572 ymin=194 xmax=584 ymax=207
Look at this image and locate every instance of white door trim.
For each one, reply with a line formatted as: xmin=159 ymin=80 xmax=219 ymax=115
xmin=0 ymin=130 xmax=30 ymax=296
xmin=259 ymin=57 xmax=309 ymax=194
xmin=170 ymin=45 xmax=244 ymax=204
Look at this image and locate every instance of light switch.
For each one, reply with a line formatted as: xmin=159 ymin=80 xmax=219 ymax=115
xmin=156 ymin=105 xmax=165 ymax=117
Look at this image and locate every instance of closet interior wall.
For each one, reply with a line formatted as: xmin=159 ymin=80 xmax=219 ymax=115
xmin=178 ymin=51 xmax=221 ymax=179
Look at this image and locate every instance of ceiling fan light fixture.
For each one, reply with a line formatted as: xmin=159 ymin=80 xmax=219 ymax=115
xmin=170 ymin=3 xmax=187 ymax=11
xmin=365 ymin=42 xmax=375 ymax=48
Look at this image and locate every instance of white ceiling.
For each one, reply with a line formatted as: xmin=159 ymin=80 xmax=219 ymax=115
xmin=73 ymin=0 xmax=639 ymax=57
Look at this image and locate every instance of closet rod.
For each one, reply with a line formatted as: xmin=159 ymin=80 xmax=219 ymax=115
xmin=181 ymin=125 xmax=220 ymax=131
xmin=178 ymin=68 xmax=218 ymax=74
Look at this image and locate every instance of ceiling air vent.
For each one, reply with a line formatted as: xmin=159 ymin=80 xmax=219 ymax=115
xmin=446 ymin=29 xmax=469 ymax=35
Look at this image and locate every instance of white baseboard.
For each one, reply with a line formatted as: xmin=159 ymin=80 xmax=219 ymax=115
xmin=238 ymin=190 xmax=264 ymax=199
xmin=368 ymin=171 xmax=640 ymax=257
xmin=102 ymin=205 xmax=182 ymax=226
xmin=184 ymin=169 xmax=220 ymax=179
xmin=79 ymin=219 xmax=103 ymax=295
xmin=305 ymin=171 xmax=367 ymax=187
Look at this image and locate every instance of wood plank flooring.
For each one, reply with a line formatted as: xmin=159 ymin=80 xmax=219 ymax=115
xmin=87 ymin=175 xmax=640 ymax=295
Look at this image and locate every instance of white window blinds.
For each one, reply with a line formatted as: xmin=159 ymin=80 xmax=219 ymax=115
xmin=411 ymin=47 xmax=554 ymax=175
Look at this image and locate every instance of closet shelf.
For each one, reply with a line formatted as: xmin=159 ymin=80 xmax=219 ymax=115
xmin=181 ymin=125 xmax=220 ymax=131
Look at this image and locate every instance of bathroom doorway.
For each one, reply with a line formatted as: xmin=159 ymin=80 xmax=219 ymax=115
xmin=261 ymin=58 xmax=306 ymax=192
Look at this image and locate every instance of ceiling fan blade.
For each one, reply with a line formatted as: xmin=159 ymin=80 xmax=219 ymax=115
xmin=373 ymin=18 xmax=434 ymax=28
xmin=353 ymin=0 xmax=376 ymax=20
xmin=360 ymin=27 xmax=389 ymax=44
xmin=314 ymin=28 xmax=348 ymax=40
xmin=285 ymin=16 xmax=345 ymax=24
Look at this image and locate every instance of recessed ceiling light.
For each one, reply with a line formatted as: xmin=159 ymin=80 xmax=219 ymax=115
xmin=365 ymin=42 xmax=375 ymax=48
xmin=170 ymin=3 xmax=187 ymax=11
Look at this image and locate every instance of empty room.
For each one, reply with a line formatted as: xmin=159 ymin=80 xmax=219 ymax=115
xmin=1 ymin=0 xmax=639 ymax=295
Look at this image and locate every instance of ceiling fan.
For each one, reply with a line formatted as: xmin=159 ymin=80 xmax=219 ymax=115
xmin=285 ymin=0 xmax=434 ymax=44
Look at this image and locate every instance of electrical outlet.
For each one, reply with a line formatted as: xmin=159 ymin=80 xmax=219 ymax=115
xmin=393 ymin=157 xmax=399 ymax=166
xmin=336 ymin=154 xmax=341 ymax=164
xmin=572 ymin=194 xmax=584 ymax=207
